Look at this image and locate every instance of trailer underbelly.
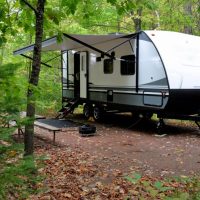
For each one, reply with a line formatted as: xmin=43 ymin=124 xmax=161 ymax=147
xmin=164 ymin=89 xmax=200 ymax=115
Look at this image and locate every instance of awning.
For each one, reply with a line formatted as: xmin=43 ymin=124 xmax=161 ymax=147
xmin=13 ymin=33 xmax=136 ymax=56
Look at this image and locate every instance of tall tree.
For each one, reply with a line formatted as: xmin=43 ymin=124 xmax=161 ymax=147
xmin=72 ymin=0 xmax=123 ymax=33
xmin=21 ymin=0 xmax=46 ymax=156
xmin=131 ymin=7 xmax=143 ymax=31
xmin=107 ymin=0 xmax=157 ymax=32
xmin=184 ymin=0 xmax=193 ymax=34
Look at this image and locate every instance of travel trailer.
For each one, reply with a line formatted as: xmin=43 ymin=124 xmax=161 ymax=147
xmin=14 ymin=30 xmax=200 ymax=129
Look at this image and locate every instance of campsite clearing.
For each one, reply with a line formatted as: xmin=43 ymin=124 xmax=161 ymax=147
xmin=34 ymin=113 xmax=200 ymax=179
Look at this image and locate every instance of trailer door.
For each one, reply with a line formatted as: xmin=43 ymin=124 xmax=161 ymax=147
xmin=79 ymin=51 xmax=88 ymax=99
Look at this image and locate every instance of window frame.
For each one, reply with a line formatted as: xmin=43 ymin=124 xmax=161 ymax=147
xmin=120 ymin=55 xmax=135 ymax=75
xmin=104 ymin=58 xmax=113 ymax=74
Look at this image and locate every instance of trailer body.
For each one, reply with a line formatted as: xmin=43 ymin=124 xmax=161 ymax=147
xmin=14 ymin=30 xmax=200 ymax=121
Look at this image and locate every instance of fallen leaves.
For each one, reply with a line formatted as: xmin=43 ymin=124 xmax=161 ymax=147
xmin=26 ymin=141 xmax=200 ymax=200
xmin=26 ymin=119 xmax=200 ymax=200
xmin=30 ymin=144 xmax=133 ymax=200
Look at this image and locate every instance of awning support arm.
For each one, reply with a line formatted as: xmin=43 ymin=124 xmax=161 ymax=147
xmin=63 ymin=33 xmax=115 ymax=59
xmin=21 ymin=54 xmax=52 ymax=68
xmin=106 ymin=35 xmax=137 ymax=54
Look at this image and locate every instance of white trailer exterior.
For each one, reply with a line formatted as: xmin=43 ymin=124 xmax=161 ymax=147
xmin=14 ymin=30 xmax=200 ymax=122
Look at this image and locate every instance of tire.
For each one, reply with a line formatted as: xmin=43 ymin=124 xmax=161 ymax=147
xmin=83 ymin=104 xmax=92 ymax=120
xmin=93 ymin=106 xmax=103 ymax=121
xmin=79 ymin=124 xmax=96 ymax=136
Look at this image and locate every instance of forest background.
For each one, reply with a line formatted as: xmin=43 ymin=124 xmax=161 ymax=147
xmin=0 ymin=0 xmax=200 ymax=199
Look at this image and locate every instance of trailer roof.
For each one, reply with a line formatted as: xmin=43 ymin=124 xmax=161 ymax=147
xmin=13 ymin=33 xmax=136 ymax=55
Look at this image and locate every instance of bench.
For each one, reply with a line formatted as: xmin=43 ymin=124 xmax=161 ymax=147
xmin=34 ymin=121 xmax=61 ymax=144
xmin=7 ymin=112 xmax=46 ymax=138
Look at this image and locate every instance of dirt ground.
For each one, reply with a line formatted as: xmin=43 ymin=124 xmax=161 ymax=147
xmin=34 ymin=113 xmax=200 ymax=182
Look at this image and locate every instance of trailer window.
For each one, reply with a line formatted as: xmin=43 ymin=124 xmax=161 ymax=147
xmin=121 ymin=55 xmax=135 ymax=75
xmin=104 ymin=59 xmax=113 ymax=74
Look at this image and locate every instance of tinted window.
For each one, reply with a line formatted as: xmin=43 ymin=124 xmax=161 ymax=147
xmin=121 ymin=55 xmax=135 ymax=75
xmin=104 ymin=59 xmax=113 ymax=74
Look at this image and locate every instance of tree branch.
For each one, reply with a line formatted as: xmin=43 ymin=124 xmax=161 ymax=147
xmin=5 ymin=0 xmax=12 ymax=27
xmin=21 ymin=0 xmax=38 ymax=14
xmin=85 ymin=23 xmax=130 ymax=31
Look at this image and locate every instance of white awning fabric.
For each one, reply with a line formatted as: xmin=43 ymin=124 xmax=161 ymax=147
xmin=13 ymin=33 xmax=133 ymax=55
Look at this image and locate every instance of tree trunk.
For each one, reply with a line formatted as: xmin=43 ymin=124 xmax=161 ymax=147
xmin=197 ymin=0 xmax=200 ymax=34
xmin=0 ymin=46 xmax=4 ymax=65
xmin=24 ymin=0 xmax=45 ymax=156
xmin=184 ymin=1 xmax=193 ymax=34
xmin=131 ymin=8 xmax=143 ymax=32
xmin=153 ymin=10 xmax=160 ymax=29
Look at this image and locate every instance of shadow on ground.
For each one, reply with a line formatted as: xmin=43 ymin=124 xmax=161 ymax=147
xmin=70 ymin=112 xmax=200 ymax=136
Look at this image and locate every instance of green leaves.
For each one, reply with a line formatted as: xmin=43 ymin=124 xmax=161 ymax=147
xmin=144 ymin=1 xmax=157 ymax=10
xmin=107 ymin=0 xmax=117 ymax=5
xmin=0 ymin=63 xmax=19 ymax=78
xmin=56 ymin=31 xmax=63 ymax=43
xmin=125 ymin=172 xmax=142 ymax=184
xmin=61 ymin=0 xmax=81 ymax=14
xmin=45 ymin=7 xmax=60 ymax=25
xmin=0 ymin=63 xmax=24 ymax=126
xmin=125 ymin=172 xmax=200 ymax=199
xmin=0 ymin=1 xmax=24 ymax=45
xmin=154 ymin=181 xmax=173 ymax=192
xmin=0 ymin=37 xmax=7 ymax=47
xmin=198 ymin=5 xmax=200 ymax=13
xmin=0 ymin=142 xmax=43 ymax=199
xmin=125 ymin=173 xmax=175 ymax=198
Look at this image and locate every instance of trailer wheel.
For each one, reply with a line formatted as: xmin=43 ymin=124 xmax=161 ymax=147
xmin=83 ymin=104 xmax=92 ymax=119
xmin=93 ymin=106 xmax=103 ymax=121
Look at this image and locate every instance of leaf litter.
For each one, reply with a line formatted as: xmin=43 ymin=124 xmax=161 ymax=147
xmin=28 ymin=139 xmax=200 ymax=200
xmin=28 ymin=118 xmax=200 ymax=199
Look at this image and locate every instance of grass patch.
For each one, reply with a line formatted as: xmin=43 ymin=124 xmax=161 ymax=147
xmin=125 ymin=173 xmax=200 ymax=200
xmin=0 ymin=128 xmax=44 ymax=200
